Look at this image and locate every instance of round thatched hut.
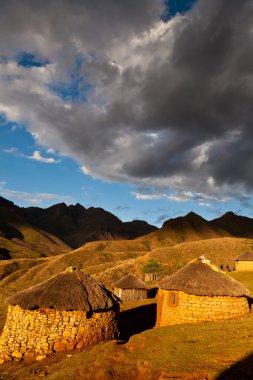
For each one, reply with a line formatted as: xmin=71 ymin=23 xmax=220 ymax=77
xmin=0 ymin=268 xmax=119 ymax=363
xmin=113 ymin=274 xmax=149 ymax=302
xmin=156 ymin=256 xmax=250 ymax=327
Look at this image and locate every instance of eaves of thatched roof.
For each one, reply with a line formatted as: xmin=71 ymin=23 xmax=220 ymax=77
xmin=6 ymin=269 xmax=119 ymax=311
xmin=113 ymin=274 xmax=149 ymax=290
xmin=158 ymin=256 xmax=249 ymax=297
xmin=235 ymin=251 xmax=253 ymax=261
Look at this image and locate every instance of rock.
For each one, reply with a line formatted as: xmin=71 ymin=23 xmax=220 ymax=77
xmin=0 ymin=358 xmax=5 ymax=365
xmin=36 ymin=355 xmax=47 ymax=362
xmin=24 ymin=352 xmax=36 ymax=363
xmin=63 ymin=330 xmax=71 ymax=339
xmin=53 ymin=342 xmax=66 ymax=352
xmin=11 ymin=351 xmax=23 ymax=359
xmin=66 ymin=341 xmax=75 ymax=350
xmin=76 ymin=341 xmax=84 ymax=350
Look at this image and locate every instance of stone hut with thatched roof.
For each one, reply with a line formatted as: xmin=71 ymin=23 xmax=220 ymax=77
xmin=235 ymin=251 xmax=253 ymax=272
xmin=156 ymin=256 xmax=250 ymax=327
xmin=0 ymin=268 xmax=119 ymax=364
xmin=113 ymin=274 xmax=149 ymax=302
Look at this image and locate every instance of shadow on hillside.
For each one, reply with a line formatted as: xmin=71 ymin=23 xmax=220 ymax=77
xmin=118 ymin=302 xmax=157 ymax=342
xmin=0 ymin=248 xmax=11 ymax=260
xmin=216 ymin=353 xmax=253 ymax=379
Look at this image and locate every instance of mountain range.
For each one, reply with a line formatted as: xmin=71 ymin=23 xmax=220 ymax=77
xmin=0 ymin=196 xmax=157 ymax=259
xmin=1 ymin=195 xmax=253 ymax=261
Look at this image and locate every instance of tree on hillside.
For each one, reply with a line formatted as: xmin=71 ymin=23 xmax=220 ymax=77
xmin=141 ymin=259 xmax=163 ymax=274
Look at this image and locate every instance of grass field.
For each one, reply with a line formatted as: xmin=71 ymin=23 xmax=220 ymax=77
xmin=1 ymin=271 xmax=253 ymax=379
xmin=1 ymin=247 xmax=253 ymax=379
xmin=1 ymin=302 xmax=253 ymax=379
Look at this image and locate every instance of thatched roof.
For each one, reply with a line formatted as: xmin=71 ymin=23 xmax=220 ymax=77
xmin=235 ymin=251 xmax=253 ymax=261
xmin=158 ymin=256 xmax=249 ymax=296
xmin=113 ymin=274 xmax=149 ymax=290
xmin=5 ymin=269 xmax=119 ymax=311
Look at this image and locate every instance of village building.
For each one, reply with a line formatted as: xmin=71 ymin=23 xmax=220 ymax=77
xmin=235 ymin=251 xmax=253 ymax=271
xmin=0 ymin=268 xmax=119 ymax=364
xmin=113 ymin=274 xmax=149 ymax=302
xmin=144 ymin=273 xmax=158 ymax=282
xmin=156 ymin=256 xmax=250 ymax=327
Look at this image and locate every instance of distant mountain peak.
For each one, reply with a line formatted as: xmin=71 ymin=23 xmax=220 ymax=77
xmin=49 ymin=202 xmax=68 ymax=209
xmin=223 ymin=211 xmax=237 ymax=217
xmin=185 ymin=211 xmax=205 ymax=220
xmin=0 ymin=196 xmax=15 ymax=208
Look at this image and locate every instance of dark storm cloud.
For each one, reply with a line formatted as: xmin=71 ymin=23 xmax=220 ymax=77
xmin=0 ymin=0 xmax=162 ymax=55
xmin=111 ymin=0 xmax=253 ymax=192
xmin=0 ymin=0 xmax=253 ymax=200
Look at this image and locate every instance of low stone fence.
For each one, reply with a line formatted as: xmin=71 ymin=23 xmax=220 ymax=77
xmin=0 ymin=305 xmax=119 ymax=363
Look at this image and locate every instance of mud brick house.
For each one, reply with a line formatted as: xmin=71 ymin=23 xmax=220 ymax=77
xmin=235 ymin=251 xmax=253 ymax=271
xmin=156 ymin=256 xmax=250 ymax=327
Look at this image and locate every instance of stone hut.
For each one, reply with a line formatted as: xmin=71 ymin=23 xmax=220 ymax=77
xmin=156 ymin=256 xmax=250 ymax=327
xmin=0 ymin=268 xmax=119 ymax=363
xmin=235 ymin=251 xmax=253 ymax=272
xmin=113 ymin=274 xmax=149 ymax=302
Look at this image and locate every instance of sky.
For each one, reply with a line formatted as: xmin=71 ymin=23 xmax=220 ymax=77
xmin=0 ymin=0 xmax=253 ymax=227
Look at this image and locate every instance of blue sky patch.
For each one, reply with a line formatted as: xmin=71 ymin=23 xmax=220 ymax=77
xmin=17 ymin=52 xmax=49 ymax=68
xmin=163 ymin=0 xmax=197 ymax=21
xmin=49 ymin=54 xmax=92 ymax=103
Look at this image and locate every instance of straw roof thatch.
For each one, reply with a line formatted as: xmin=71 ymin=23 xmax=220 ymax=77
xmin=6 ymin=269 xmax=119 ymax=311
xmin=235 ymin=251 xmax=253 ymax=261
xmin=158 ymin=256 xmax=249 ymax=296
xmin=113 ymin=274 xmax=149 ymax=290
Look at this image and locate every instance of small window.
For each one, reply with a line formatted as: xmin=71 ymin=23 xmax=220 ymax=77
xmin=168 ymin=291 xmax=179 ymax=307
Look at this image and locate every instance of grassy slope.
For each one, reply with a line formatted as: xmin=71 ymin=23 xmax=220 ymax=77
xmin=0 ymin=206 xmax=70 ymax=260
xmin=0 ymin=236 xmax=252 ymax=316
xmin=148 ymin=237 xmax=253 ymax=270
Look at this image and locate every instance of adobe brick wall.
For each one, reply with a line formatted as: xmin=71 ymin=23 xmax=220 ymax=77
xmin=0 ymin=305 xmax=119 ymax=364
xmin=156 ymin=289 xmax=250 ymax=327
xmin=236 ymin=261 xmax=253 ymax=271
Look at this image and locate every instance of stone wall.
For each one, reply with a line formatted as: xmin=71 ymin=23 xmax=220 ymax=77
xmin=0 ymin=305 xmax=119 ymax=363
xmin=236 ymin=261 xmax=253 ymax=271
xmin=156 ymin=289 xmax=250 ymax=327
xmin=115 ymin=288 xmax=149 ymax=303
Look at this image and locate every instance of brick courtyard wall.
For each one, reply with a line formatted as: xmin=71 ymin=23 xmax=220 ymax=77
xmin=0 ymin=305 xmax=119 ymax=363
xmin=156 ymin=289 xmax=250 ymax=327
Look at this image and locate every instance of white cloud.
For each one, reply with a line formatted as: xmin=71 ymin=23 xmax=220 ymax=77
xmin=80 ymin=165 xmax=91 ymax=175
xmin=2 ymin=147 xmax=18 ymax=154
xmin=27 ymin=150 xmax=60 ymax=164
xmin=0 ymin=182 xmax=71 ymax=205
xmin=132 ymin=188 xmax=236 ymax=206
xmin=132 ymin=192 xmax=166 ymax=200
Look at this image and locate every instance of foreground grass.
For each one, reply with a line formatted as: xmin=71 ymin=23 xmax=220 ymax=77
xmin=1 ymin=266 xmax=253 ymax=379
xmin=1 ymin=301 xmax=253 ymax=380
